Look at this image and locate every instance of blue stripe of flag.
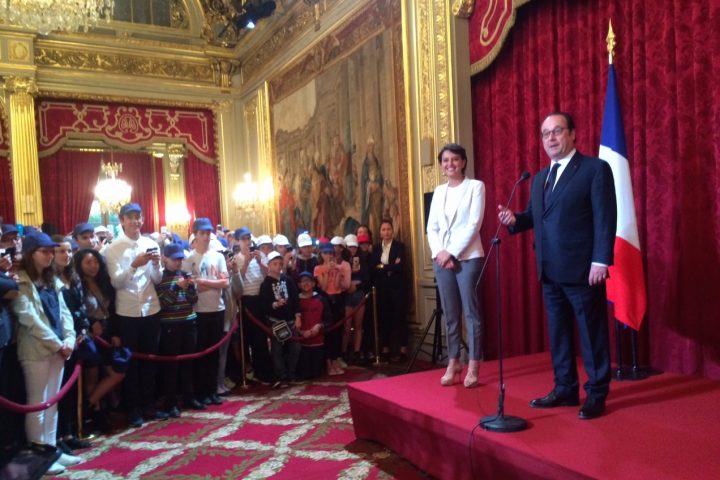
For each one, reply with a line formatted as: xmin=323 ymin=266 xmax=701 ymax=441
xmin=600 ymin=64 xmax=627 ymax=159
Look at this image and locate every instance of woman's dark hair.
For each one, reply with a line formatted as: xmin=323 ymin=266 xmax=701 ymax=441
xmin=52 ymin=236 xmax=80 ymax=287
xmin=380 ymin=218 xmax=394 ymax=230
xmin=437 ymin=143 xmax=468 ymax=174
xmin=355 ymin=224 xmax=373 ymax=240
xmin=74 ymin=248 xmax=115 ymax=306
xmin=19 ymin=247 xmax=56 ymax=287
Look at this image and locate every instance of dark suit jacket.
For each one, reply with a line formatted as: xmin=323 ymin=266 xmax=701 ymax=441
xmin=510 ymin=152 xmax=617 ymax=285
xmin=370 ymin=240 xmax=406 ymax=283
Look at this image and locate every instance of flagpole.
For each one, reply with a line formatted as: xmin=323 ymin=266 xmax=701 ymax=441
xmin=606 ymin=20 xmax=628 ymax=380
xmin=604 ymin=20 xmax=653 ymax=381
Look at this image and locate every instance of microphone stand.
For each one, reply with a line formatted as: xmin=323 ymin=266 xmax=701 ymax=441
xmin=478 ymin=173 xmax=529 ymax=433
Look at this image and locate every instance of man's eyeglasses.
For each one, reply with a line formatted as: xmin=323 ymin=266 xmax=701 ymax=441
xmin=541 ymin=127 xmax=568 ymax=139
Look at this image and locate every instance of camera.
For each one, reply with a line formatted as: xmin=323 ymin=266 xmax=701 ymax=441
xmin=3 ymin=247 xmax=16 ymax=258
xmin=146 ymin=247 xmax=158 ymax=253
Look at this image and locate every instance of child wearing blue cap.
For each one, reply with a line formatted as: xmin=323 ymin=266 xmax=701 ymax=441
xmin=157 ymin=243 xmax=201 ymax=416
xmin=13 ymin=232 xmax=82 ymax=474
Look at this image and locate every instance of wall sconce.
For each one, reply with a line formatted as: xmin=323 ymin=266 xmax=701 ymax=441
xmin=233 ymin=172 xmax=274 ymax=218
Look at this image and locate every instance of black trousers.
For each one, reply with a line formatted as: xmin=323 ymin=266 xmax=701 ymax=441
xmin=542 ymin=281 xmax=611 ymax=399
xmin=194 ymin=311 xmax=225 ymax=399
xmin=375 ymin=275 xmax=407 ymax=354
xmin=241 ymin=295 xmax=274 ymax=382
xmin=159 ymin=320 xmax=197 ymax=407
xmin=116 ymin=314 xmax=161 ymax=410
xmin=324 ymin=294 xmax=345 ymax=359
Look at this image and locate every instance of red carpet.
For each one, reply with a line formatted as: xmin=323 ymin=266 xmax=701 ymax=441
xmin=348 ymin=353 xmax=720 ymax=480
xmin=55 ymin=369 xmax=429 ymax=479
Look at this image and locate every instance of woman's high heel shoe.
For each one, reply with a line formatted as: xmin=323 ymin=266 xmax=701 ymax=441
xmin=464 ymin=360 xmax=480 ymax=388
xmin=440 ymin=360 xmax=463 ymax=386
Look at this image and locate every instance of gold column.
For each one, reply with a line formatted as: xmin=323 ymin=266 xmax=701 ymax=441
xmin=213 ymin=99 xmax=234 ymax=229
xmin=160 ymin=145 xmax=191 ymax=238
xmin=4 ymin=76 xmax=43 ymax=227
xmin=402 ymin=0 xmax=474 ymax=332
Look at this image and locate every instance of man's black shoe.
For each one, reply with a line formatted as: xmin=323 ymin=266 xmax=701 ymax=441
xmin=128 ymin=410 xmax=144 ymax=428
xmin=578 ymin=397 xmax=606 ymax=420
xmin=529 ymin=390 xmax=580 ymax=408
xmin=209 ymin=394 xmax=224 ymax=405
xmin=167 ymin=406 xmax=181 ymax=418
xmin=65 ymin=437 xmax=91 ymax=450
xmin=200 ymin=396 xmax=212 ymax=405
xmin=144 ymin=408 xmax=170 ymax=421
xmin=188 ymin=399 xmax=207 ymax=410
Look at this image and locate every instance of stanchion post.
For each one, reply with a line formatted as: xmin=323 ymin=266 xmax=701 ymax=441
xmin=237 ymin=311 xmax=249 ymax=390
xmin=372 ymin=286 xmax=381 ymax=366
xmin=77 ymin=362 xmax=84 ymax=439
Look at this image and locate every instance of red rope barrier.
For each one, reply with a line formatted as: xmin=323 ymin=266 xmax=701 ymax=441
xmin=0 ymin=362 xmax=82 ymax=413
xmin=93 ymin=320 xmax=239 ymax=362
xmin=243 ymin=293 xmax=369 ymax=339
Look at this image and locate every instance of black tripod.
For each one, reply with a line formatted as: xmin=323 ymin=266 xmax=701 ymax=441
xmin=406 ymin=283 xmax=466 ymax=373
xmin=479 ymin=171 xmax=530 ymax=433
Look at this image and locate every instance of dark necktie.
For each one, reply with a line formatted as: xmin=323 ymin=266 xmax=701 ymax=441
xmin=544 ymin=162 xmax=560 ymax=206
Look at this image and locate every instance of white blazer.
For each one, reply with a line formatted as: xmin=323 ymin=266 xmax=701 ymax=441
xmin=426 ymin=178 xmax=486 ymax=261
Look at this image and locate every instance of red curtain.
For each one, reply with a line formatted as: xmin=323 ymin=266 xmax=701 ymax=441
xmin=39 ymin=151 xmax=102 ymax=234
xmin=470 ymin=0 xmax=720 ymax=378
xmin=0 ymin=157 xmax=14 ymax=224
xmin=111 ymin=151 xmax=156 ymax=233
xmin=184 ymin=151 xmax=220 ymax=225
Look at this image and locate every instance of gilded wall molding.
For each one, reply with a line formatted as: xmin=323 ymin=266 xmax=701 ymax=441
xmin=3 ymin=76 xmax=38 ymax=96
xmin=268 ymin=5 xmax=388 ymax=103
xmin=433 ymin=0 xmax=452 ymax=148
xmin=8 ymin=40 xmax=31 ymax=63
xmin=452 ymin=0 xmax=475 ymax=18
xmin=211 ymin=58 xmax=240 ymax=88
xmin=39 ymin=90 xmax=215 ymax=110
xmin=417 ymin=0 xmax=433 ymax=142
xmin=415 ymin=0 xmax=454 ymax=192
xmin=34 ymin=47 xmax=215 ymax=84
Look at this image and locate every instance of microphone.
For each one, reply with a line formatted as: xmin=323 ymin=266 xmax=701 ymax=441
xmin=476 ymin=171 xmax=531 ymax=288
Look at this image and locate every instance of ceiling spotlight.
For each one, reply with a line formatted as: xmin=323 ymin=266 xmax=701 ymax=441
xmin=226 ymin=0 xmax=276 ymax=34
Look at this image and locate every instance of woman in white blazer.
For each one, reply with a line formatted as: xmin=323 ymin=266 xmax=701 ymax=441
xmin=426 ymin=144 xmax=486 ymax=388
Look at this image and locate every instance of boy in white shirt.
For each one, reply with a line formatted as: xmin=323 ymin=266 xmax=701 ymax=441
xmin=183 ymin=218 xmax=229 ymax=406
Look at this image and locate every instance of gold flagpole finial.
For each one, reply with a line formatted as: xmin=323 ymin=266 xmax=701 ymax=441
xmin=606 ymin=20 xmax=616 ymax=65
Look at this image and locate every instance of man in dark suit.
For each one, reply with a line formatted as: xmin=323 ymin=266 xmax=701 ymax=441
xmin=498 ymin=112 xmax=617 ymax=419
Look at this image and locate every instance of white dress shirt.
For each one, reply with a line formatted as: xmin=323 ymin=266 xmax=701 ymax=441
xmin=103 ymin=231 xmax=161 ymax=317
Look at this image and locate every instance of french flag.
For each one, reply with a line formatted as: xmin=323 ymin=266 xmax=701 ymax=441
xmin=599 ymin=64 xmax=647 ymax=331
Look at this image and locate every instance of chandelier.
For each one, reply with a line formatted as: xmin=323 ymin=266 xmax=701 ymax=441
xmin=95 ymin=159 xmax=131 ymax=215
xmin=0 ymin=0 xmax=115 ymax=35
xmin=232 ymin=172 xmax=274 ymax=217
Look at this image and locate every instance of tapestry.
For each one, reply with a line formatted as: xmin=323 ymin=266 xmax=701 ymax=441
xmin=268 ymin=0 xmax=407 ymax=242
